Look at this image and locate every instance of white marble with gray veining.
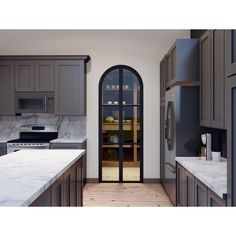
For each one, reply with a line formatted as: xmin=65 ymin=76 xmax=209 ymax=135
xmin=50 ymin=138 xmax=87 ymax=144
xmin=175 ymin=157 xmax=227 ymax=198
xmin=0 ymin=113 xmax=86 ymax=141
xmin=0 ymin=149 xmax=85 ymax=206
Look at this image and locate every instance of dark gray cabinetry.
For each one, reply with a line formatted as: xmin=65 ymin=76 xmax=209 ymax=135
xmin=194 ymin=178 xmax=208 ymax=206
xmin=160 ymin=58 xmax=166 ymax=100
xmin=200 ymin=31 xmax=211 ymax=127
xmin=186 ymin=171 xmax=195 ymax=206
xmin=55 ymin=60 xmax=85 ymax=115
xmin=165 ymin=39 xmax=199 ymax=89
xmin=35 ymin=60 xmax=54 ymax=91
xmin=15 ymin=60 xmax=34 ymax=91
xmin=30 ymin=155 xmax=84 ymax=207
xmin=0 ymin=143 xmax=7 ymax=156
xmin=0 ymin=61 xmax=14 ymax=115
xmin=160 ymin=101 xmax=165 ymax=185
xmin=225 ymin=30 xmax=236 ymax=77
xmin=176 ymin=164 xmax=187 ymax=206
xmin=200 ymin=30 xmax=225 ymax=129
xmin=208 ymin=189 xmax=226 ymax=206
xmin=50 ymin=141 xmax=86 ymax=187
xmin=176 ymin=163 xmax=226 ymax=206
xmin=51 ymin=175 xmax=64 ymax=206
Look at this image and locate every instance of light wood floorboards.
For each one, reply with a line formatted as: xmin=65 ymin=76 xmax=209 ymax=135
xmin=83 ymin=183 xmax=173 ymax=207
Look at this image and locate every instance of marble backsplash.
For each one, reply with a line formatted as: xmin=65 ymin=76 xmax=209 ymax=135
xmin=0 ymin=113 xmax=86 ymax=140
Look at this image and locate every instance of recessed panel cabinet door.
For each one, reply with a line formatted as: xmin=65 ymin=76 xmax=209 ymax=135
xmin=35 ymin=60 xmax=54 ymax=91
xmin=55 ymin=60 xmax=85 ymax=115
xmin=200 ymin=31 xmax=211 ymax=127
xmin=0 ymin=61 xmax=14 ymax=115
xmin=15 ymin=60 xmax=34 ymax=91
xmin=194 ymin=178 xmax=208 ymax=206
xmin=211 ymin=30 xmax=225 ymax=129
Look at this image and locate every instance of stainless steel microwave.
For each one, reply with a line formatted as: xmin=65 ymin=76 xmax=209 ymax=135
xmin=14 ymin=92 xmax=54 ymax=113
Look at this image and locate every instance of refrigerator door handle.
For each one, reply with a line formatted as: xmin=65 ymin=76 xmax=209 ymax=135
xmin=165 ymin=162 xmax=176 ymax=174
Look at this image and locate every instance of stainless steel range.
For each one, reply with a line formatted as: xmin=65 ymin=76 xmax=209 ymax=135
xmin=7 ymin=125 xmax=58 ymax=153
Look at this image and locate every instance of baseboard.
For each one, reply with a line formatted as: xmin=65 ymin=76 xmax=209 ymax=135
xmin=143 ymin=178 xmax=160 ymax=183
xmin=86 ymin=178 xmax=99 ymax=183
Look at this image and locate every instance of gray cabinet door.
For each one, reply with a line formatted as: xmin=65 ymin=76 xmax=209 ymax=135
xmin=0 ymin=61 xmax=14 ymax=115
xmin=35 ymin=60 xmax=54 ymax=91
xmin=225 ymin=75 xmax=236 ymax=206
xmin=51 ymin=175 xmax=64 ymax=206
xmin=194 ymin=178 xmax=208 ymax=206
xmin=55 ymin=60 xmax=85 ymax=115
xmin=176 ymin=164 xmax=187 ymax=206
xmin=208 ymin=189 xmax=226 ymax=206
xmin=186 ymin=171 xmax=195 ymax=206
xmin=160 ymin=59 xmax=164 ymax=99
xmin=15 ymin=60 xmax=34 ymax=91
xmin=172 ymin=46 xmax=176 ymax=81
xmin=211 ymin=30 xmax=225 ymax=129
xmin=200 ymin=31 xmax=211 ymax=127
xmin=225 ymin=30 xmax=236 ymax=77
xmin=166 ymin=52 xmax=172 ymax=88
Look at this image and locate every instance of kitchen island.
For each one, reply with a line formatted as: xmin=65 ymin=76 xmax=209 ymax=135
xmin=0 ymin=149 xmax=85 ymax=207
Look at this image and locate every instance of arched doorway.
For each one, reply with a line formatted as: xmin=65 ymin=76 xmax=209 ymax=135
xmin=99 ymin=65 xmax=143 ymax=182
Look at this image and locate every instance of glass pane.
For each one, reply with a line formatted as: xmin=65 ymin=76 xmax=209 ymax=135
xmin=102 ymin=148 xmax=119 ymax=181
xmin=102 ymin=69 xmax=119 ymax=105
xmin=123 ymin=145 xmax=140 ymax=181
xmin=123 ymin=69 xmax=140 ymax=105
xmin=122 ymin=106 xmax=140 ymax=145
xmin=102 ymin=107 xmax=119 ymax=144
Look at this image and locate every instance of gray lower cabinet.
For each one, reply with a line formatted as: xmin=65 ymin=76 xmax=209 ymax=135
xmin=176 ymin=164 xmax=187 ymax=206
xmin=30 ymin=155 xmax=84 ymax=207
xmin=176 ymin=163 xmax=226 ymax=207
xmin=55 ymin=60 xmax=86 ymax=115
xmin=0 ymin=143 xmax=7 ymax=156
xmin=208 ymin=189 xmax=226 ymax=206
xmin=0 ymin=61 xmax=14 ymax=115
xmin=50 ymin=141 xmax=86 ymax=187
xmin=194 ymin=178 xmax=208 ymax=206
xmin=34 ymin=60 xmax=54 ymax=91
xmin=15 ymin=60 xmax=34 ymax=91
xmin=186 ymin=171 xmax=195 ymax=206
xmin=200 ymin=30 xmax=225 ymax=129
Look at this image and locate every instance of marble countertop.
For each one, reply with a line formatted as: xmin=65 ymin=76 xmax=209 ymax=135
xmin=0 ymin=149 xmax=85 ymax=206
xmin=175 ymin=157 xmax=227 ymax=199
xmin=50 ymin=138 xmax=87 ymax=144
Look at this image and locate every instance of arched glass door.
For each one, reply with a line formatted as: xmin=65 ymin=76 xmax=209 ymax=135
xmin=99 ymin=65 xmax=143 ymax=182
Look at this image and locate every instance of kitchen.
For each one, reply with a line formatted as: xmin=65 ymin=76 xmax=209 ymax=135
xmin=0 ymin=2 xmax=235 ymax=233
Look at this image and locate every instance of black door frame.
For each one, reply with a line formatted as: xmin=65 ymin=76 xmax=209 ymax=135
xmin=98 ymin=65 xmax=144 ymax=183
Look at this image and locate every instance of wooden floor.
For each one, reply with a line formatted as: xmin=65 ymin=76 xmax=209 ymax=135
xmin=83 ymin=183 xmax=173 ymax=207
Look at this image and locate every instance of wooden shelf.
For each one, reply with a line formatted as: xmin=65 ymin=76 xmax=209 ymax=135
xmin=102 ymin=122 xmax=140 ymax=131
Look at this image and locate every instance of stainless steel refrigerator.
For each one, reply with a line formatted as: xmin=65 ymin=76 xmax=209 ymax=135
xmin=164 ymin=86 xmax=200 ymax=205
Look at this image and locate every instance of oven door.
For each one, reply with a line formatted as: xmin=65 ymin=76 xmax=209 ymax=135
xmin=7 ymin=143 xmax=50 ymax=154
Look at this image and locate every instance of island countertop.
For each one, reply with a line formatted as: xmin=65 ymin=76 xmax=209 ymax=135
xmin=175 ymin=157 xmax=227 ymax=199
xmin=0 ymin=149 xmax=85 ymax=206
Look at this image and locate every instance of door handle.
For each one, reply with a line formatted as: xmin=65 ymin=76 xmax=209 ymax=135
xmin=165 ymin=162 xmax=176 ymax=174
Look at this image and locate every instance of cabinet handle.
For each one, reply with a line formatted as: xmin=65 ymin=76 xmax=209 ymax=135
xmin=44 ymin=96 xmax=47 ymax=113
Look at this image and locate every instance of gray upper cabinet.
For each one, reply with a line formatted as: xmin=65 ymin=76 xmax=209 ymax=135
xmin=166 ymin=39 xmax=199 ymax=89
xmin=55 ymin=60 xmax=86 ymax=115
xmin=200 ymin=31 xmax=211 ymax=127
xmin=0 ymin=61 xmax=14 ymax=115
xmin=211 ymin=30 xmax=225 ymax=129
xmin=35 ymin=60 xmax=54 ymax=91
xmin=200 ymin=30 xmax=225 ymax=129
xmin=15 ymin=60 xmax=34 ymax=91
xmin=225 ymin=30 xmax=236 ymax=77
xmin=160 ymin=58 xmax=166 ymax=100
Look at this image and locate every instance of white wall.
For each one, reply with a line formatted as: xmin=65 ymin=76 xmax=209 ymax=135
xmin=0 ymin=30 xmax=190 ymax=179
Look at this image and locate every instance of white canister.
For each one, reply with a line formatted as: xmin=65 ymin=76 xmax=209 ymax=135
xmin=211 ymin=151 xmax=221 ymax=162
